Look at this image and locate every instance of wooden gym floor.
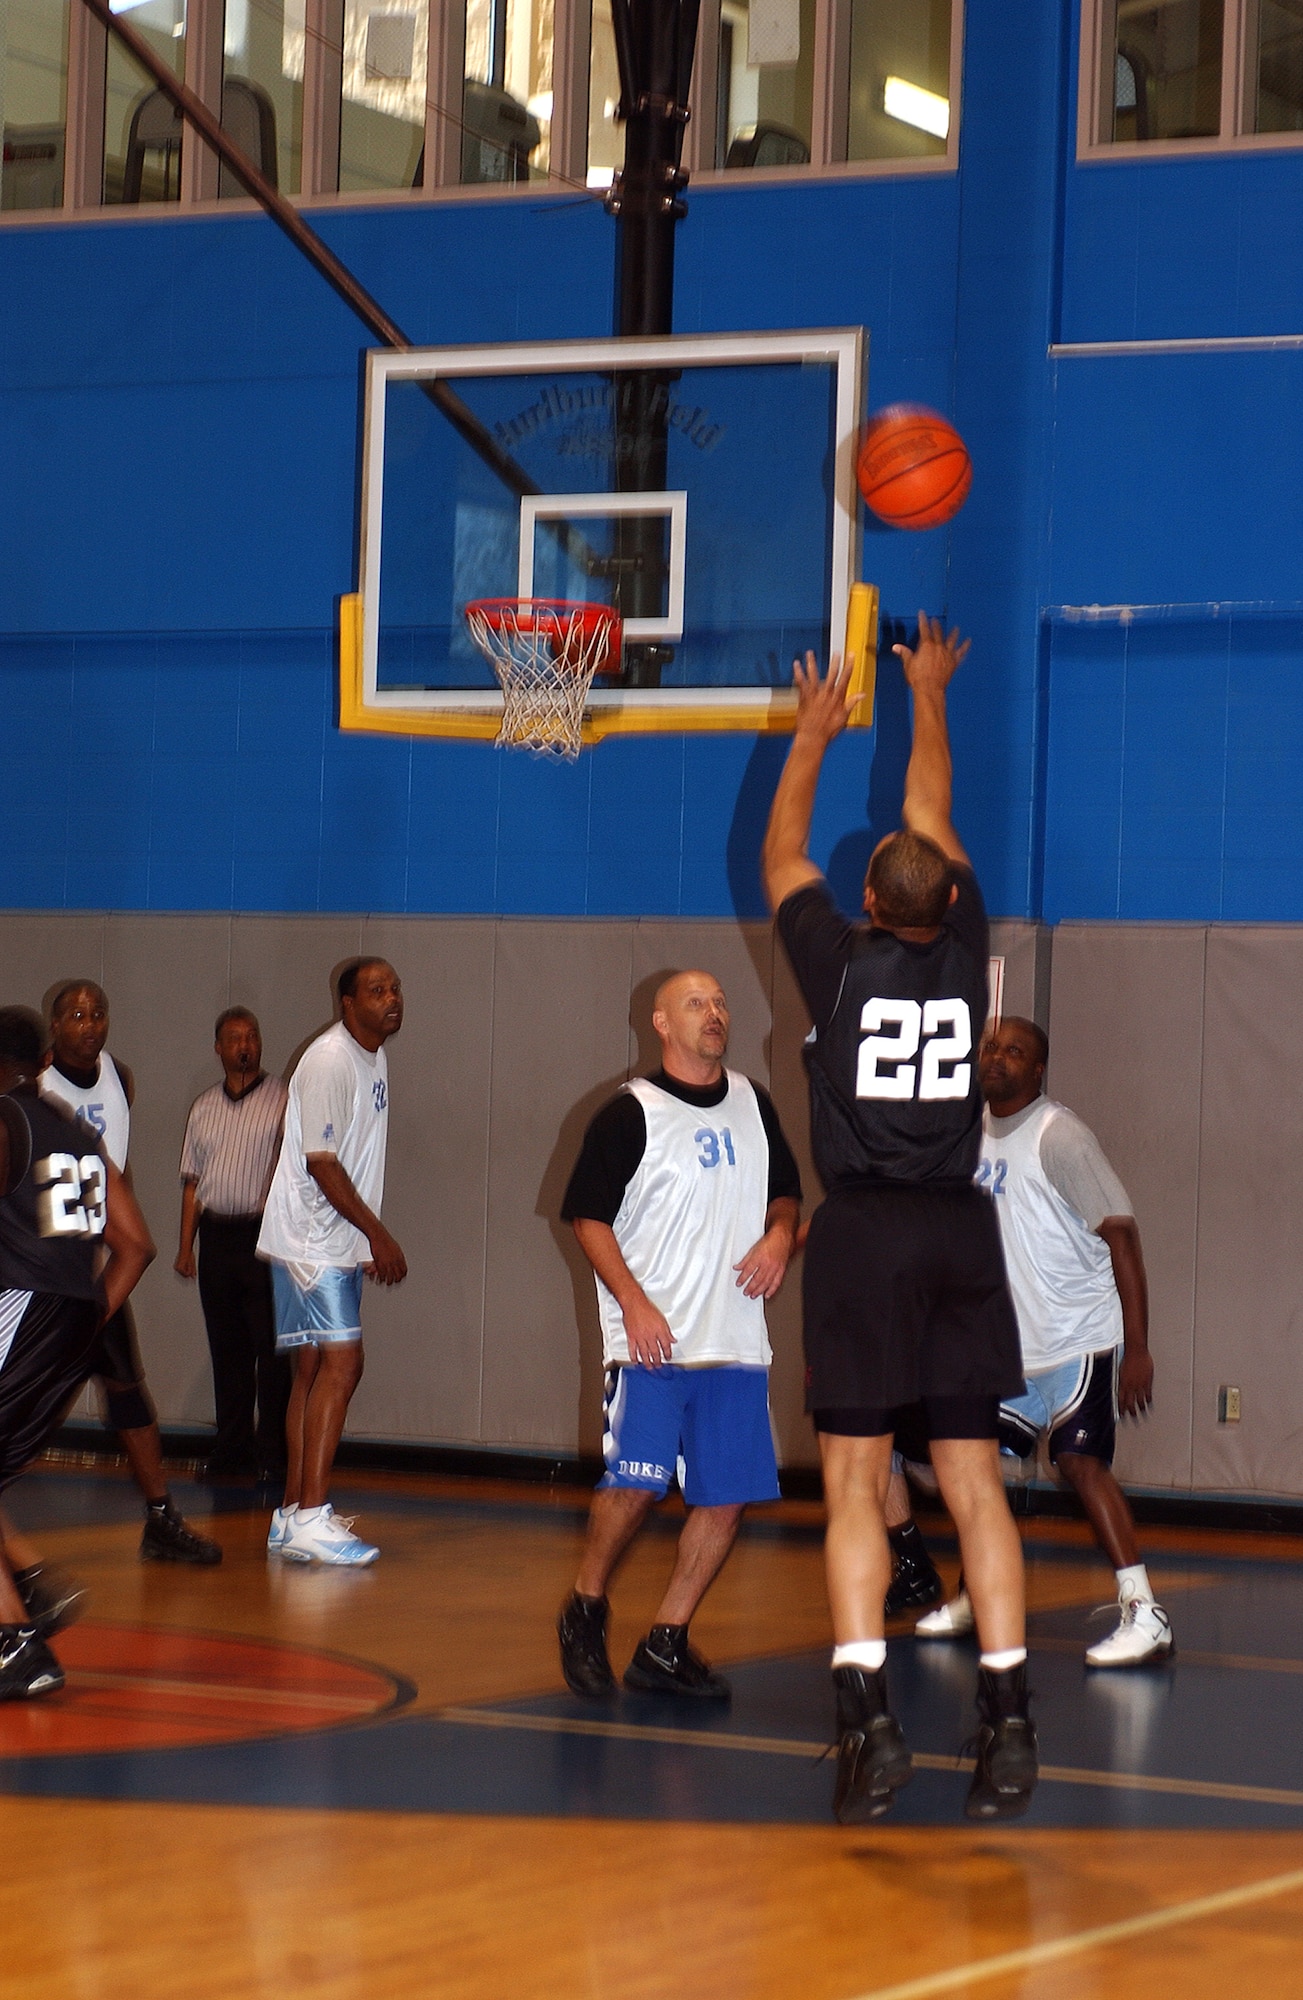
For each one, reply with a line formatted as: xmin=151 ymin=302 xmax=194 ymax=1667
xmin=3 ymin=1461 xmax=1303 ymax=2000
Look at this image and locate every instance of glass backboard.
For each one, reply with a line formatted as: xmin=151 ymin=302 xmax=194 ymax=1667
xmin=343 ymin=328 xmax=865 ymax=740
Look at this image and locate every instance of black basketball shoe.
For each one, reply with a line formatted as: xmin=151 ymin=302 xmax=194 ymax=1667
xmin=965 ymin=1661 xmax=1038 ymax=1820
xmin=12 ymin=1564 xmax=86 ymax=1640
xmin=557 ymin=1592 xmax=615 ymax=1696
xmin=0 ymin=1624 xmax=64 ymax=1700
xmin=884 ymin=1523 xmax=943 ymax=1617
xmin=140 ymin=1498 xmax=222 ymax=1565
xmin=831 ymin=1665 xmax=913 ymax=1823
xmin=623 ymin=1624 xmax=731 ymax=1700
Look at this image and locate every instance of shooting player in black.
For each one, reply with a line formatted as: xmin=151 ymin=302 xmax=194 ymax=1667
xmin=762 ymin=615 xmax=1036 ymax=1824
xmin=0 ymin=1008 xmax=154 ymax=1698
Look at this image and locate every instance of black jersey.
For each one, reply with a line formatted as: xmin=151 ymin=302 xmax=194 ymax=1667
xmin=0 ymin=1089 xmax=107 ymax=1301
xmin=777 ymin=869 xmax=988 ymax=1187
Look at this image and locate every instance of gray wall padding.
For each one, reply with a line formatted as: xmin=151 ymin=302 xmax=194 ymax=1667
xmin=9 ymin=909 xmax=1294 ymax=1498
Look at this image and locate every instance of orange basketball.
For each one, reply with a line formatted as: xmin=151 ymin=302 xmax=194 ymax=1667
xmin=857 ymin=405 xmax=971 ymax=530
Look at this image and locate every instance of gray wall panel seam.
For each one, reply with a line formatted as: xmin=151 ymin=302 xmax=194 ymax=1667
xmin=1187 ymin=926 xmax=1209 ymax=1493
xmin=475 ymin=920 xmax=499 ymax=1441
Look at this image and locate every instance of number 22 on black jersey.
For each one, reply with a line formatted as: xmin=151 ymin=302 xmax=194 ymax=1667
xmin=855 ymin=999 xmax=973 ymax=1103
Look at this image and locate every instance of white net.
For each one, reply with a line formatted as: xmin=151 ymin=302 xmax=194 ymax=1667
xmin=465 ymin=599 xmax=621 ymax=759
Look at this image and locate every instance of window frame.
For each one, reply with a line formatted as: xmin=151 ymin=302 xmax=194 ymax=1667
xmin=1078 ymin=0 xmax=1303 ymax=160
xmin=0 ymin=0 xmax=963 ymax=229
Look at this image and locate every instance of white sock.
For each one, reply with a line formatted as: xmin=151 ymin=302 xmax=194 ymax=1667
xmin=1116 ymin=1563 xmax=1152 ymax=1603
xmin=832 ymin=1640 xmax=887 ymax=1672
xmin=980 ymin=1647 xmax=1027 ymax=1672
xmin=296 ymin=1505 xmax=324 ymax=1525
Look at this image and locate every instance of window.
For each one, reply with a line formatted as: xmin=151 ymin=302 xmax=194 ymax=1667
xmin=848 ymin=0 xmax=953 ymax=162
xmin=103 ymin=0 xmax=187 ymax=204
xmin=0 ymin=0 xmax=70 ymax=211
xmin=1256 ymin=0 xmax=1303 ymax=132
xmin=339 ymin=1 xmax=430 ymax=191
xmin=1084 ymin=0 xmax=1303 ymax=149
xmin=587 ymin=0 xmax=621 ymax=185
xmin=3 ymin=0 xmax=960 ymax=224
xmin=221 ymin=0 xmax=304 ymax=194
xmin=462 ymin=0 xmax=551 ymax=183
xmin=715 ymin=0 xmax=816 ymax=170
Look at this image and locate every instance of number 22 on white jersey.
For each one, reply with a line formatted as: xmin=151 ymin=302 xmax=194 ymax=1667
xmin=855 ymin=998 xmax=973 ymax=1102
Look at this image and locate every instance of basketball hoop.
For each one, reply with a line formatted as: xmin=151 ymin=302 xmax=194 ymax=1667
xmin=465 ymin=598 xmax=623 ymax=759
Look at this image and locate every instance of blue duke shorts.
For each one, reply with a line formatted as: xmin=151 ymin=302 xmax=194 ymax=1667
xmin=598 ymin=1364 xmax=781 ymax=1508
xmin=271 ymin=1263 xmax=364 ymax=1350
xmin=999 ymin=1350 xmax=1118 ymax=1467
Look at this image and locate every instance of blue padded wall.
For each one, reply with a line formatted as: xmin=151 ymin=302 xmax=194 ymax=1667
xmin=5 ymin=0 xmax=1303 ymax=920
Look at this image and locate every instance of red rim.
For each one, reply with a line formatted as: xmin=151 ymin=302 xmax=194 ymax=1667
xmin=465 ymin=597 xmax=621 ymax=642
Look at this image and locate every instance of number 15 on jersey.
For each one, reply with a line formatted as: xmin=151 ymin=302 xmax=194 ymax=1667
xmin=856 ymin=998 xmax=973 ymax=1102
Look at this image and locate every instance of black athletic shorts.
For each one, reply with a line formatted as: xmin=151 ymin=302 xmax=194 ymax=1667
xmin=802 ymin=1180 xmax=1024 ymax=1411
xmin=813 ymin=1394 xmax=1000 ymax=1444
xmin=998 ymin=1351 xmax=1119 ymax=1468
xmin=82 ymin=1304 xmax=145 ymax=1387
xmin=0 ymin=1289 xmax=102 ymax=1489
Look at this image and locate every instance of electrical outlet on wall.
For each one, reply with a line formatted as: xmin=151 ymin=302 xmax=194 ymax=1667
xmin=1217 ymin=1385 xmax=1242 ymax=1424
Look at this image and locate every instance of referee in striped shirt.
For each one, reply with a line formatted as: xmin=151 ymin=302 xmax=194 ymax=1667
xmin=176 ymin=1009 xmax=289 ymax=1478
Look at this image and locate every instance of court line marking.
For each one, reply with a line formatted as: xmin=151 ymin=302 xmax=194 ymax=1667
xmin=438 ymin=1707 xmax=1303 ymax=1809
xmin=842 ymin=1864 xmax=1303 ymax=2000
xmin=64 ymin=1672 xmax=382 ymax=1714
xmin=1030 ymin=1634 xmax=1303 ymax=1675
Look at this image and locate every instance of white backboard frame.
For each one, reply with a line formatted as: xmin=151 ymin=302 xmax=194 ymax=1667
xmin=352 ymin=327 xmax=865 ymax=734
xmin=517 ymin=489 xmax=689 ymax=642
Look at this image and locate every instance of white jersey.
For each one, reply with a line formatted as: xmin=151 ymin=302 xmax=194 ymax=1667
xmin=40 ymin=1053 xmax=131 ymax=1171
xmin=258 ymin=1023 xmax=389 ymax=1271
xmin=978 ymin=1098 xmax=1122 ymax=1371
xmin=597 ymin=1072 xmax=772 ymax=1369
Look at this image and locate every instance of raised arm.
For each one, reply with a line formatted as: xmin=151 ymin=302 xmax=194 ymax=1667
xmin=762 ymin=652 xmax=861 ymax=913
xmin=893 ymin=613 xmax=971 ymax=866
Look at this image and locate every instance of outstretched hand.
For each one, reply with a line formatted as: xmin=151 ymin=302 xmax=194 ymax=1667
xmin=792 ymin=650 xmax=862 ymax=746
xmin=893 ymin=612 xmax=970 ymax=694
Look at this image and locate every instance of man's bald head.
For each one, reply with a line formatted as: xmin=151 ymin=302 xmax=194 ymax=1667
xmin=651 ymin=971 xmax=730 ymax=1084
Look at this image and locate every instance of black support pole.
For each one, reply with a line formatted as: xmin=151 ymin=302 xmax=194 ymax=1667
xmin=606 ymin=0 xmax=701 ymax=685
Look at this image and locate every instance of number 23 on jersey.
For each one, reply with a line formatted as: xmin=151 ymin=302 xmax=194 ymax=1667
xmin=36 ymin=1153 xmax=108 ymax=1239
xmin=856 ymin=998 xmax=973 ymax=1102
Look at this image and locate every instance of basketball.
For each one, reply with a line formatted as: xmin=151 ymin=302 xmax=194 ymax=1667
xmin=856 ymin=405 xmax=972 ymax=529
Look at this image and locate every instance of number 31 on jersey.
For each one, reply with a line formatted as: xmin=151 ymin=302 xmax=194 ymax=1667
xmin=856 ymin=999 xmax=973 ymax=1102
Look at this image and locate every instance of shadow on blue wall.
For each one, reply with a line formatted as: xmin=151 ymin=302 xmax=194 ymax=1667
xmin=723 ymin=627 xmax=914 ymax=921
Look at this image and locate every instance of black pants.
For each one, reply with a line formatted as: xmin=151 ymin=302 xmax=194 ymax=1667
xmin=197 ymin=1215 xmax=289 ymax=1471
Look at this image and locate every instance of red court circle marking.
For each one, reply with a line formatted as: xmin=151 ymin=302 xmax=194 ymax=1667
xmin=0 ymin=1621 xmax=406 ymax=1757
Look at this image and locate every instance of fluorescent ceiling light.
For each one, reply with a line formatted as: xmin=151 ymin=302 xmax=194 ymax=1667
xmin=883 ymin=75 xmax=949 ymax=139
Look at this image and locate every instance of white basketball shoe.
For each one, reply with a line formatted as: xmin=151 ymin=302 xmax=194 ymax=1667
xmin=1085 ymin=1590 xmax=1172 ymax=1667
xmin=281 ymin=1504 xmax=379 ymax=1566
xmin=267 ymin=1505 xmax=296 ymax=1557
xmin=914 ymin=1590 xmax=975 ymax=1638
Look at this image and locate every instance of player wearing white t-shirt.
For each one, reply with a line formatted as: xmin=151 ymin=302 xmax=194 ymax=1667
xmin=917 ymin=1016 xmax=1172 ymax=1666
xmin=557 ymin=970 xmax=801 ymax=1703
xmin=258 ymin=959 xmax=406 ymax=1566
